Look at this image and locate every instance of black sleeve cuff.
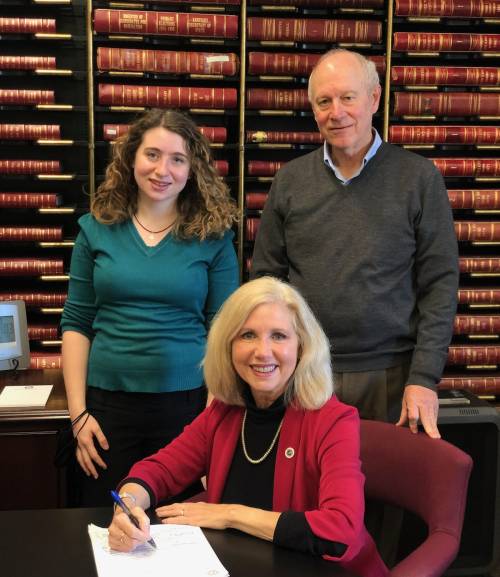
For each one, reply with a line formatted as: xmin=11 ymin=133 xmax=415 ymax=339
xmin=273 ymin=511 xmax=347 ymax=558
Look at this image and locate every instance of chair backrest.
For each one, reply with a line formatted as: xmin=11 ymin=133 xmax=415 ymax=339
xmin=360 ymin=420 xmax=473 ymax=577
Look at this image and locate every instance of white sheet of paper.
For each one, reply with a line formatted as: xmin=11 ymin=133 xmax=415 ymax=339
xmin=0 ymin=384 xmax=53 ymax=408
xmin=88 ymin=523 xmax=229 ymax=577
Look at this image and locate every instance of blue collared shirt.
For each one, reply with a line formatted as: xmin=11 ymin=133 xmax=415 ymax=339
xmin=323 ymin=129 xmax=382 ymax=185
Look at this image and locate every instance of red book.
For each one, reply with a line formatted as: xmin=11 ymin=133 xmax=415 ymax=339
xmin=246 ymin=88 xmax=309 ymax=110
xmin=0 ymin=259 xmax=64 ymax=276
xmin=460 ymin=257 xmax=500 ymax=274
xmin=454 ymin=222 xmax=500 ymax=241
xmin=30 ymin=352 xmax=62 ymax=369
xmin=94 ymin=10 xmax=239 ymax=39
xmin=438 ymin=377 xmax=500 ymax=394
xmin=246 ymin=192 xmax=268 ymax=210
xmin=393 ymin=92 xmax=500 ymax=116
xmin=250 ymin=0 xmax=383 ymax=5
xmin=247 ymin=130 xmax=322 ymax=144
xmin=395 ymin=0 xmax=500 ymax=18
xmin=28 ymin=325 xmax=59 ymax=340
xmin=0 ymin=18 xmax=56 ymax=34
xmin=248 ymin=52 xmax=385 ymax=76
xmin=102 ymin=124 xmax=227 ymax=143
xmin=98 ymin=84 xmax=237 ymax=109
xmin=457 ymin=289 xmax=500 ymax=305
xmin=214 ymin=160 xmax=228 ymax=176
xmin=0 ymin=227 xmax=63 ymax=242
xmin=246 ymin=217 xmax=261 ymax=241
xmin=0 ymin=124 xmax=61 ymax=140
xmin=97 ymin=48 xmax=239 ymax=76
xmin=454 ymin=315 xmax=500 ymax=334
xmin=0 ymin=160 xmax=61 ymax=174
xmin=0 ymin=293 xmax=67 ymax=307
xmin=393 ymin=32 xmax=500 ymax=52
xmin=431 ymin=158 xmax=500 ymax=178
xmin=247 ymin=17 xmax=382 ymax=43
xmin=0 ymin=89 xmax=55 ymax=105
xmin=448 ymin=190 xmax=500 ymax=210
xmin=248 ymin=161 xmax=286 ymax=176
xmin=448 ymin=346 xmax=500 ymax=365
xmin=0 ymin=193 xmax=60 ymax=208
xmin=389 ymin=126 xmax=500 ymax=145
xmin=0 ymin=56 xmax=56 ymax=70
xmin=153 ymin=0 xmax=240 ymax=3
xmin=391 ymin=66 xmax=500 ymax=86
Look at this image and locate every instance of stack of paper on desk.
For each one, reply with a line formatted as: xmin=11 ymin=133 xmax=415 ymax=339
xmin=0 ymin=384 xmax=53 ymax=409
xmin=88 ymin=523 xmax=229 ymax=577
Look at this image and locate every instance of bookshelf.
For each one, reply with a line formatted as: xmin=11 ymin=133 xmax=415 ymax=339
xmin=0 ymin=0 xmax=498 ymax=403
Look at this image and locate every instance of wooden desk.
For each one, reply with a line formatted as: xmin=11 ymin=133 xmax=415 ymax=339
xmin=0 ymin=369 xmax=69 ymax=510
xmin=0 ymin=507 xmax=356 ymax=577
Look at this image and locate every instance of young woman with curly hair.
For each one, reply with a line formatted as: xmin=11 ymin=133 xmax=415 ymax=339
xmin=61 ymin=109 xmax=239 ymax=506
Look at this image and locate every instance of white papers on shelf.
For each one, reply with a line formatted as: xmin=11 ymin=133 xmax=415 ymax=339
xmin=88 ymin=523 xmax=229 ymax=577
xmin=0 ymin=384 xmax=53 ymax=409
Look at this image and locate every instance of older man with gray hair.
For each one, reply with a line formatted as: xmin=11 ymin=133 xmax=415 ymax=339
xmin=251 ymin=49 xmax=458 ymax=439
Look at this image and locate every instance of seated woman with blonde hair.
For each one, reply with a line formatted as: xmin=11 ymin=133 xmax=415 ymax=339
xmin=107 ymin=277 xmax=388 ymax=577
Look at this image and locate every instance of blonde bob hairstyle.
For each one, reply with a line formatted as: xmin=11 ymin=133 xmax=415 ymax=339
xmin=204 ymin=276 xmax=333 ymax=410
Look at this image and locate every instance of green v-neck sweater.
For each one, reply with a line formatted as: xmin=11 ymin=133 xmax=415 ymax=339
xmin=251 ymin=142 xmax=459 ymax=389
xmin=61 ymin=214 xmax=238 ymax=393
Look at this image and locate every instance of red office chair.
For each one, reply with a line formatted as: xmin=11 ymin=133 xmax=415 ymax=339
xmin=360 ymin=420 xmax=473 ymax=577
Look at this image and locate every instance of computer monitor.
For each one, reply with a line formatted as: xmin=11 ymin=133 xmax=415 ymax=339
xmin=0 ymin=300 xmax=30 ymax=371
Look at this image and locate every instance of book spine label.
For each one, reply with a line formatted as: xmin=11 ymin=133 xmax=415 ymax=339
xmin=448 ymin=190 xmax=500 ymax=210
xmin=448 ymin=346 xmax=500 ymax=364
xmin=0 ymin=293 xmax=67 ymax=307
xmin=458 ymin=289 xmax=500 ymax=304
xmin=0 ymin=90 xmax=55 ymax=105
xmin=97 ymin=48 xmax=239 ymax=76
xmin=460 ymin=258 xmax=500 ymax=273
xmin=0 ymin=227 xmax=63 ymax=241
xmin=0 ymin=56 xmax=56 ymax=70
xmin=0 ymin=259 xmax=64 ymax=275
xmin=0 ymin=193 xmax=59 ymax=208
xmin=0 ymin=160 xmax=61 ymax=174
xmin=0 ymin=124 xmax=61 ymax=140
xmin=432 ymin=158 xmax=500 ymax=177
xmin=389 ymin=126 xmax=500 ymax=145
xmin=393 ymin=92 xmax=500 ymax=116
xmin=103 ymin=124 xmax=227 ymax=143
xmin=247 ymin=17 xmax=382 ymax=43
xmin=393 ymin=32 xmax=500 ymax=52
xmin=0 ymin=17 xmax=56 ymax=34
xmin=98 ymin=84 xmax=237 ymax=109
xmin=391 ymin=66 xmax=500 ymax=86
xmin=247 ymin=130 xmax=322 ymax=144
xmin=246 ymin=88 xmax=309 ymax=110
xmin=455 ymin=222 xmax=500 ymax=241
xmin=395 ymin=0 xmax=500 ymax=18
xmin=94 ymin=10 xmax=239 ymax=39
xmin=454 ymin=315 xmax=500 ymax=334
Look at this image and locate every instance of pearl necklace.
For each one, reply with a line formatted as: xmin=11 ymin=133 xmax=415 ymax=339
xmin=240 ymin=409 xmax=284 ymax=465
xmin=133 ymin=214 xmax=177 ymax=241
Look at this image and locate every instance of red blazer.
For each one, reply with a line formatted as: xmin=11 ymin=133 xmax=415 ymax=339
xmin=128 ymin=396 xmax=388 ymax=577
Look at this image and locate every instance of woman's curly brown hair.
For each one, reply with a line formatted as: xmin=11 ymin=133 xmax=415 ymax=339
xmin=91 ymin=109 xmax=238 ymax=240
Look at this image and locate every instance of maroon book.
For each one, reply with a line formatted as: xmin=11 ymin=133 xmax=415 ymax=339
xmin=458 ymin=288 xmax=500 ymax=304
xmin=0 ymin=160 xmax=61 ymax=174
xmin=247 ymin=17 xmax=382 ymax=43
xmin=0 ymin=89 xmax=55 ymax=105
xmin=393 ymin=92 xmax=500 ymax=116
xmin=0 ymin=259 xmax=64 ymax=276
xmin=98 ymin=84 xmax=237 ymax=109
xmin=454 ymin=315 xmax=500 ymax=334
xmin=103 ymin=124 xmax=227 ymax=143
xmin=448 ymin=190 xmax=500 ymax=210
xmin=247 ymin=131 xmax=322 ymax=144
xmin=28 ymin=325 xmax=59 ymax=340
xmin=395 ymin=0 xmax=499 ymax=18
xmin=460 ymin=258 xmax=500 ymax=274
xmin=432 ymin=158 xmax=499 ymax=178
xmin=246 ymin=88 xmax=309 ymax=110
xmin=0 ymin=17 xmax=56 ymax=34
xmin=0 ymin=292 xmax=67 ymax=307
xmin=0 ymin=56 xmax=56 ymax=70
xmin=454 ymin=222 xmax=500 ymax=242
xmin=0 ymin=193 xmax=60 ymax=208
xmin=391 ymin=66 xmax=500 ymax=86
xmin=0 ymin=124 xmax=61 ymax=140
xmin=246 ymin=192 xmax=268 ymax=210
xmin=94 ymin=10 xmax=239 ymax=39
xmin=248 ymin=160 xmax=286 ymax=176
xmin=250 ymin=0 xmax=383 ymax=6
xmin=0 ymin=227 xmax=63 ymax=242
xmin=393 ymin=32 xmax=500 ymax=52
xmin=389 ymin=126 xmax=500 ymax=145
xmin=30 ymin=352 xmax=62 ymax=369
xmin=448 ymin=346 xmax=500 ymax=365
xmin=246 ymin=217 xmax=261 ymax=241
xmin=97 ymin=48 xmax=239 ymax=76
xmin=438 ymin=377 xmax=500 ymax=394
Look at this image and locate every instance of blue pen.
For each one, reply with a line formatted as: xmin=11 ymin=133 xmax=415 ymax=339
xmin=111 ymin=490 xmax=157 ymax=549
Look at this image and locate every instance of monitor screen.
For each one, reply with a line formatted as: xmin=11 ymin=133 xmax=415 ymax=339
xmin=0 ymin=301 xmax=30 ymax=370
